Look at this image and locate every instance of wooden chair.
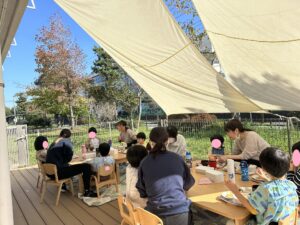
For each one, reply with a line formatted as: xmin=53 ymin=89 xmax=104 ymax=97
xmin=36 ymin=159 xmax=43 ymax=192
xmin=40 ymin=163 xmax=74 ymax=206
xmin=117 ymin=195 xmax=136 ymax=225
xmin=91 ymin=164 xmax=119 ymax=198
xmin=279 ymin=207 xmax=298 ymax=225
xmin=135 ymin=207 xmax=163 ymax=225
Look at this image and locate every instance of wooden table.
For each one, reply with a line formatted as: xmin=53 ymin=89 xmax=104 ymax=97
xmin=71 ymin=151 xmax=127 ymax=184
xmin=187 ymin=167 xmax=255 ymax=225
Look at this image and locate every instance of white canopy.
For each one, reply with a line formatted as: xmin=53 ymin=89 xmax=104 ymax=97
xmin=54 ymin=0 xmax=261 ymax=115
xmin=193 ymin=0 xmax=300 ymax=111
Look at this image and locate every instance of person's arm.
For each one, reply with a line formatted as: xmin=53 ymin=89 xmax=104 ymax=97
xmin=218 ymin=154 xmax=243 ymax=162
xmin=62 ymin=142 xmax=73 ymax=163
xmin=136 ymin=166 xmax=147 ymax=198
xmin=225 ymin=180 xmax=257 ymax=215
xmin=183 ymin=161 xmax=195 ymax=191
xmin=181 ymin=135 xmax=187 ymax=157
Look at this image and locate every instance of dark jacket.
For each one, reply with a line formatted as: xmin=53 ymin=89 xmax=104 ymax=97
xmin=136 ymin=151 xmax=195 ymax=216
xmin=46 ymin=139 xmax=73 ymax=169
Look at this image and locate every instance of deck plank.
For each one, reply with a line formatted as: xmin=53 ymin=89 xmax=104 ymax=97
xmin=12 ymin=194 xmax=28 ymax=225
xmin=11 ymin=173 xmax=46 ymax=225
xmin=26 ymin=167 xmax=121 ymax=225
xmin=12 ymin=170 xmax=64 ymax=225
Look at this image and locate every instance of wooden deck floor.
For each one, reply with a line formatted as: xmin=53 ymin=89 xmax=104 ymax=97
xmin=11 ymin=167 xmax=122 ymax=225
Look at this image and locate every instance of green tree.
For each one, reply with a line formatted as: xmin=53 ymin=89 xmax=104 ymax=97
xmin=89 ymin=46 xmax=140 ymax=117
xmin=5 ymin=106 xmax=13 ymax=117
xmin=165 ymin=0 xmax=216 ymax=63
xmin=28 ymin=14 xmax=88 ymax=128
xmin=14 ymin=92 xmax=28 ymax=116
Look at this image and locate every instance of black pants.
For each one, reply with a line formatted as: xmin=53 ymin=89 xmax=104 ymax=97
xmin=58 ymin=163 xmax=91 ymax=191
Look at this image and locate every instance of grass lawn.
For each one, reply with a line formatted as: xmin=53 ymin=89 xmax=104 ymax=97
xmin=27 ymin=121 xmax=300 ymax=165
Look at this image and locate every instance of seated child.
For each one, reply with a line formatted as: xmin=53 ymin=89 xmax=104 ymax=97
xmin=209 ymin=134 xmax=225 ymax=155
xmin=225 ymin=147 xmax=298 ymax=225
xmin=126 ymin=145 xmax=148 ymax=208
xmin=136 ymin=132 xmax=146 ymax=146
xmin=34 ymin=136 xmax=49 ymax=162
xmin=90 ymin=143 xmax=114 ymax=173
xmin=85 ymin=127 xmax=101 ymax=152
xmin=287 ymin=141 xmax=300 ymax=203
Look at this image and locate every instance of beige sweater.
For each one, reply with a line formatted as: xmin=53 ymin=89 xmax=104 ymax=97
xmin=126 ymin=165 xmax=147 ymax=208
xmin=233 ymin=131 xmax=270 ymax=160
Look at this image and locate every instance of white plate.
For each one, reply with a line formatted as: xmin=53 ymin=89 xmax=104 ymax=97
xmin=219 ymin=191 xmax=242 ymax=206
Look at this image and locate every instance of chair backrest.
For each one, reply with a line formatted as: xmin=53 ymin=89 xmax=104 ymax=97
xmin=42 ymin=163 xmax=59 ymax=182
xmin=279 ymin=208 xmax=298 ymax=225
xmin=117 ymin=195 xmax=136 ymax=225
xmin=97 ymin=164 xmax=115 ymax=177
xmin=135 ymin=207 xmax=163 ymax=225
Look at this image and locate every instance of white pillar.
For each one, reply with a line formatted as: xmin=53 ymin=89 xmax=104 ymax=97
xmin=0 ymin=50 xmax=14 ymax=224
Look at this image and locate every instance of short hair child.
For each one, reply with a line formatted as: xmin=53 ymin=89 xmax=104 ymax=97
xmin=34 ymin=136 xmax=48 ymax=162
xmin=126 ymin=145 xmax=148 ymax=208
xmin=88 ymin=127 xmax=97 ymax=133
xmin=90 ymin=142 xmax=114 ymax=173
xmin=136 ymin=132 xmax=146 ymax=145
xmin=127 ymin=145 xmax=148 ymax=168
xmin=210 ymin=134 xmax=225 ymax=155
xmin=96 ymin=143 xmax=110 ymax=157
xmin=226 ymin=147 xmax=298 ymax=224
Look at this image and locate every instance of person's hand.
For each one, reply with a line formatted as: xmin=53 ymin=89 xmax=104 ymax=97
xmin=289 ymin=160 xmax=295 ymax=172
xmin=256 ymin=168 xmax=271 ymax=181
xmin=217 ymin=155 xmax=227 ymax=163
xmin=225 ymin=179 xmax=240 ymax=194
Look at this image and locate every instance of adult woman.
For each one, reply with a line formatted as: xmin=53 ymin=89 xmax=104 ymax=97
xmin=136 ymin=127 xmax=195 ymax=225
xmin=116 ymin=120 xmax=137 ymax=147
xmin=219 ymin=119 xmax=270 ymax=166
xmin=46 ymin=129 xmax=95 ymax=197
xmin=166 ymin=126 xmax=187 ymax=157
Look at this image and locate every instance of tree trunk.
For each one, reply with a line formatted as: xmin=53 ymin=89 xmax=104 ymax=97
xmin=70 ymin=104 xmax=75 ymax=129
xmin=137 ymin=95 xmax=142 ymax=131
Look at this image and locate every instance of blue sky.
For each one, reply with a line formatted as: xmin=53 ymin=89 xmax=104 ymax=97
xmin=3 ymin=0 xmax=203 ymax=108
xmin=3 ymin=0 xmax=98 ymax=107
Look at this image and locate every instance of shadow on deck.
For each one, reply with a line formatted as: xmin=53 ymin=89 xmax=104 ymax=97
xmin=11 ymin=167 xmax=122 ymax=225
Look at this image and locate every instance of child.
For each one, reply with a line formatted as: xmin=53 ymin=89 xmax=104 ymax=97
xmin=126 ymin=145 xmax=148 ymax=208
xmin=136 ymin=132 xmax=146 ymax=146
xmin=34 ymin=136 xmax=49 ymax=162
xmin=85 ymin=127 xmax=101 ymax=152
xmin=90 ymin=143 xmax=114 ymax=173
xmin=209 ymin=134 xmax=225 ymax=155
xmin=225 ymin=147 xmax=298 ymax=225
xmin=287 ymin=141 xmax=300 ymax=203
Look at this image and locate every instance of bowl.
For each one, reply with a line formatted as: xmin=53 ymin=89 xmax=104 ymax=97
xmin=201 ymin=160 xmax=209 ymax=166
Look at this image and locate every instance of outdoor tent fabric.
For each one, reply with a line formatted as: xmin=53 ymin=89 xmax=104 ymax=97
xmin=54 ymin=0 xmax=261 ymax=115
xmin=192 ymin=0 xmax=300 ymax=111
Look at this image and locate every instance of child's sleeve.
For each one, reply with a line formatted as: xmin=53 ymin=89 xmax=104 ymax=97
xmin=248 ymin=185 xmax=269 ymax=214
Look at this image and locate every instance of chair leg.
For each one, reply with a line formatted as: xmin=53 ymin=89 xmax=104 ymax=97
xmin=36 ymin=174 xmax=40 ymax=188
xmin=96 ymin=185 xmax=100 ymax=198
xmin=69 ymin=180 xmax=74 ymax=196
xmin=39 ymin=180 xmax=44 ymax=193
xmin=115 ymin=183 xmax=119 ymax=193
xmin=121 ymin=219 xmax=126 ymax=225
xmin=56 ymin=183 xmax=63 ymax=206
xmin=40 ymin=182 xmax=47 ymax=203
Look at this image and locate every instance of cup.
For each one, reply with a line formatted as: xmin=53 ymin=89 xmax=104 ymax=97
xmin=208 ymin=160 xmax=217 ymax=168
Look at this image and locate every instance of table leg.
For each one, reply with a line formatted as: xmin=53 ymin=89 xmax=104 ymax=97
xmin=116 ymin=162 xmax=120 ymax=184
xmin=235 ymin=216 xmax=250 ymax=225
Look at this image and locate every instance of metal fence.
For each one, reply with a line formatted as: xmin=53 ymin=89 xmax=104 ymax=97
xmin=10 ymin=117 xmax=300 ymax=166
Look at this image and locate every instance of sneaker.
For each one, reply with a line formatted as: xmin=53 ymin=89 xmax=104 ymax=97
xmin=61 ymin=183 xmax=67 ymax=193
xmin=83 ymin=190 xmax=97 ymax=198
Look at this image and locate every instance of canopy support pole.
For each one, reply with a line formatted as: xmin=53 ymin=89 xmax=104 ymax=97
xmin=0 ymin=49 xmax=14 ymax=225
